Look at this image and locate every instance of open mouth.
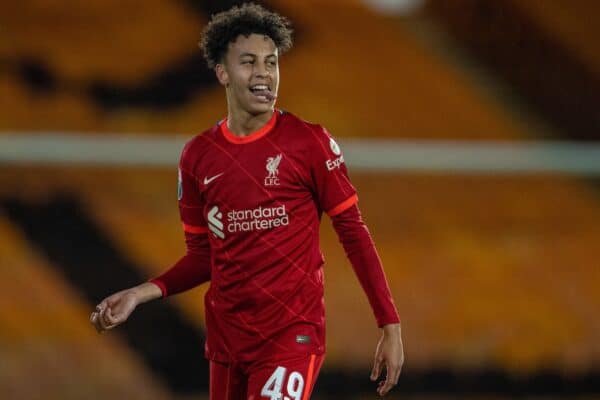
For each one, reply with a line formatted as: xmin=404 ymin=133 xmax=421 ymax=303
xmin=249 ymin=84 xmax=276 ymax=102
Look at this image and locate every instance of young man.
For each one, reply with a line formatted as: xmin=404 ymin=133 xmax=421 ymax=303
xmin=90 ymin=3 xmax=403 ymax=398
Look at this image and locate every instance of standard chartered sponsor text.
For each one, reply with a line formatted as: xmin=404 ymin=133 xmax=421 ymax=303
xmin=226 ymin=205 xmax=289 ymax=233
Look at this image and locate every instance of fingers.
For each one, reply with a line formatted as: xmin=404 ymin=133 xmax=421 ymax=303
xmin=102 ymin=306 xmax=117 ymax=328
xmin=371 ymin=356 xmax=383 ymax=381
xmin=90 ymin=309 xmax=109 ymax=332
xmin=377 ymin=361 xmax=401 ymax=396
xmin=105 ymin=306 xmax=127 ymax=326
xmin=90 ymin=310 xmax=101 ymax=332
xmin=91 ymin=295 xmax=134 ymax=333
xmin=95 ymin=300 xmax=108 ymax=315
xmin=90 ymin=300 xmax=107 ymax=331
xmin=90 ymin=291 xmax=135 ymax=333
xmin=90 ymin=303 xmax=117 ymax=333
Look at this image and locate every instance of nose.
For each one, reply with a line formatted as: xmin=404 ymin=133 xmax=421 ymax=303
xmin=253 ymin=61 xmax=269 ymax=78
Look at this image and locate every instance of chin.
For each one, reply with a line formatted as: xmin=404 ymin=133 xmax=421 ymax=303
xmin=247 ymin=103 xmax=275 ymax=115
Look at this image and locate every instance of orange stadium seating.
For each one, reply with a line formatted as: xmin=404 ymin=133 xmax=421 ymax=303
xmin=0 ymin=212 xmax=170 ymax=399
xmin=0 ymin=0 xmax=204 ymax=131
xmin=1 ymin=0 xmax=535 ymax=139
xmin=510 ymin=0 xmax=600 ymax=72
xmin=1 ymin=165 xmax=599 ymax=375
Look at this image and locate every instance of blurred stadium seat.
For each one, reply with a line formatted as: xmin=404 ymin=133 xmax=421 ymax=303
xmin=508 ymin=0 xmax=600 ymax=71
xmin=0 ymin=212 xmax=171 ymax=399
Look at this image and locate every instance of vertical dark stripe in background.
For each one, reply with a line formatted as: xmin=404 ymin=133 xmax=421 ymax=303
xmin=426 ymin=0 xmax=600 ymax=140
xmin=1 ymin=195 xmax=208 ymax=394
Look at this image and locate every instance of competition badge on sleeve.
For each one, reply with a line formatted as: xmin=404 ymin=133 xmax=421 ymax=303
xmin=326 ymin=137 xmax=344 ymax=170
xmin=178 ymin=169 xmax=183 ymax=200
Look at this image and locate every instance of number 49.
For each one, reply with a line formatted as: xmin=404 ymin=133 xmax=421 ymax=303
xmin=261 ymin=366 xmax=305 ymax=400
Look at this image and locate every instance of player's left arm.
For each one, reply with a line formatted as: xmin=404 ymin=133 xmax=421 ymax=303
xmin=306 ymin=124 xmax=403 ymax=396
xmin=330 ymin=204 xmax=404 ymax=396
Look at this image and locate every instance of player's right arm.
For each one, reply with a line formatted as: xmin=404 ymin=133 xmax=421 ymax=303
xmin=91 ymin=146 xmax=211 ymax=333
xmin=90 ymin=230 xmax=211 ymax=332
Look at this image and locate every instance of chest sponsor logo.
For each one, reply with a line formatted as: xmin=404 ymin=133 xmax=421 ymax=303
xmin=207 ymin=205 xmax=224 ymax=239
xmin=326 ymin=137 xmax=345 ymax=171
xmin=207 ymin=204 xmax=289 ymax=239
xmin=265 ymin=154 xmax=282 ymax=186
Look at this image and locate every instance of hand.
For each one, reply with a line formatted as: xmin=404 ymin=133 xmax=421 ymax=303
xmin=90 ymin=282 xmax=163 ymax=333
xmin=90 ymin=289 xmax=139 ymax=333
xmin=370 ymin=323 xmax=404 ymax=396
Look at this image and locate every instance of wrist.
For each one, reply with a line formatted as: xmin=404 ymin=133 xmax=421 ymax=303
xmin=131 ymin=282 xmax=163 ymax=305
xmin=382 ymin=323 xmax=401 ymax=337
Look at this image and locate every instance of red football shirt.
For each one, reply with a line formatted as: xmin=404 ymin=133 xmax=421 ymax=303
xmin=177 ymin=110 xmax=392 ymax=362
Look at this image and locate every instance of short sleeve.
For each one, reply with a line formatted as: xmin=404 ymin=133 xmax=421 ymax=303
xmin=308 ymin=126 xmax=358 ymax=216
xmin=178 ymin=148 xmax=208 ymax=234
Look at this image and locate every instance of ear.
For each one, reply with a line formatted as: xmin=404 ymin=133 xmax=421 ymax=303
xmin=215 ymin=63 xmax=229 ymax=87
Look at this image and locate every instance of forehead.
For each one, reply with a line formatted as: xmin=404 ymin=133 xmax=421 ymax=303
xmin=227 ymin=33 xmax=278 ymax=57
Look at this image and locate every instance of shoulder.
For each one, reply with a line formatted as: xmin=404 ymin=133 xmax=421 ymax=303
xmin=280 ymin=111 xmax=341 ymax=158
xmin=278 ymin=111 xmax=334 ymax=146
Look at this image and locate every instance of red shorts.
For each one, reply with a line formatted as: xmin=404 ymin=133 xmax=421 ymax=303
xmin=209 ymin=353 xmax=325 ymax=400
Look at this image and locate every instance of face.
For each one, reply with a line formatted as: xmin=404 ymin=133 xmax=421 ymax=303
xmin=216 ymin=33 xmax=279 ymax=116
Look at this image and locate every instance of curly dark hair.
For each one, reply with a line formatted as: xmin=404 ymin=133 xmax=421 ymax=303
xmin=199 ymin=3 xmax=293 ymax=69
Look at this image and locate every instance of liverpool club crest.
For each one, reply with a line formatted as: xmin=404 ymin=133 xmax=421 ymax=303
xmin=265 ymin=154 xmax=282 ymax=186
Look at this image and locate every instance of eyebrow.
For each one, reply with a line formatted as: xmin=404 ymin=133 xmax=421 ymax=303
xmin=239 ymin=53 xmax=277 ymax=58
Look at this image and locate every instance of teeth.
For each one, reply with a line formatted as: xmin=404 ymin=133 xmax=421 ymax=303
xmin=251 ymin=85 xmax=269 ymax=91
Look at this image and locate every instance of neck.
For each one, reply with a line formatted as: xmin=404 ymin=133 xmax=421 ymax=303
xmin=226 ymin=106 xmax=274 ymax=137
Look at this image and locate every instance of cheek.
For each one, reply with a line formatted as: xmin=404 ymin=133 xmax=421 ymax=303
xmin=231 ymin=70 xmax=251 ymax=88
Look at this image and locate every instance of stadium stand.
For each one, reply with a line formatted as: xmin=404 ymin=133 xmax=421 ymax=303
xmin=511 ymin=0 xmax=600 ymax=71
xmin=1 ymin=0 xmax=536 ymax=138
xmin=0 ymin=0 xmax=203 ymax=83
xmin=0 ymin=212 xmax=170 ymax=399
xmin=2 ymin=165 xmax=599 ymax=375
xmin=0 ymin=0 xmax=207 ymax=130
xmin=426 ymin=0 xmax=600 ymax=140
xmin=340 ymin=173 xmax=600 ymax=373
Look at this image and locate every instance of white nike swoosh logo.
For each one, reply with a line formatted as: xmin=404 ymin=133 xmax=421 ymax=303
xmin=203 ymin=173 xmax=224 ymax=185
